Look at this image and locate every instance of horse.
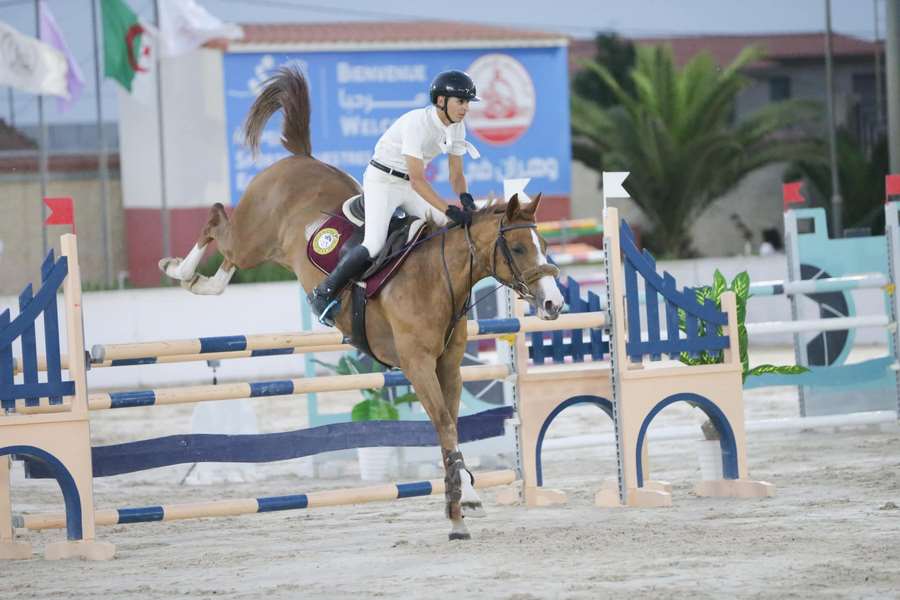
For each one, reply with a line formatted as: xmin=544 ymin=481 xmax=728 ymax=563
xmin=159 ymin=67 xmax=564 ymax=540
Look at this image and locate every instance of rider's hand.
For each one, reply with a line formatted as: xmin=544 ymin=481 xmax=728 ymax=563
xmin=459 ymin=192 xmax=477 ymax=212
xmin=445 ymin=205 xmax=473 ymax=227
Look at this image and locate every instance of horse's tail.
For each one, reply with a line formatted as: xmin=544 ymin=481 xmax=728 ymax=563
xmin=243 ymin=66 xmax=312 ymax=157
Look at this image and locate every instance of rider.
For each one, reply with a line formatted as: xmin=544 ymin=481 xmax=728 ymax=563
xmin=309 ymin=69 xmax=482 ymax=326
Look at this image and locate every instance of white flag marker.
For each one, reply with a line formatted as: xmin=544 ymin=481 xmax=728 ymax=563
xmin=602 ymin=171 xmax=630 ymax=212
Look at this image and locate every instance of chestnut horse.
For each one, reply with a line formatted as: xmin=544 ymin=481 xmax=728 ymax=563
xmin=159 ymin=68 xmax=563 ymax=540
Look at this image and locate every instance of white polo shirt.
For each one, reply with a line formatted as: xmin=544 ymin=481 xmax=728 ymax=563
xmin=371 ymin=106 xmax=479 ymax=173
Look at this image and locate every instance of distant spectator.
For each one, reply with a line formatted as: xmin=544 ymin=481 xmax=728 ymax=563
xmin=759 ymin=227 xmax=782 ymax=256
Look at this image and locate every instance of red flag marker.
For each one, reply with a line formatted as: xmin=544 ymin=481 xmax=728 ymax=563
xmin=886 ymin=174 xmax=900 ymax=204
xmin=782 ymin=181 xmax=805 ymax=210
xmin=44 ymin=197 xmax=75 ymax=233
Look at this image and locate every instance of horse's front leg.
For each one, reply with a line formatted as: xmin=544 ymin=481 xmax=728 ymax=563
xmin=436 ymin=324 xmax=485 ymax=518
xmin=397 ymin=348 xmax=470 ymax=541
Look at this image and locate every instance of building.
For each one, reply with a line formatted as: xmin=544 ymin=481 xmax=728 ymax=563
xmin=118 ymin=21 xmax=572 ymax=285
xmin=568 ymin=33 xmax=885 ymax=256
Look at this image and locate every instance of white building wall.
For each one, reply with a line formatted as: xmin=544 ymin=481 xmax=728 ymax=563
xmin=118 ymin=49 xmax=231 ymax=210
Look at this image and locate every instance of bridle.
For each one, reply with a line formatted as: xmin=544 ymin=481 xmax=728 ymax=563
xmin=438 ymin=212 xmax=559 ymax=351
xmin=490 ymin=218 xmax=560 ymax=303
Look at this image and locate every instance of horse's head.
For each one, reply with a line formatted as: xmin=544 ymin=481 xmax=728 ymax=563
xmin=481 ymin=193 xmax=564 ymax=320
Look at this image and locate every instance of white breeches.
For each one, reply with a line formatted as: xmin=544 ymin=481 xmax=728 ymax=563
xmin=361 ymin=166 xmax=449 ymax=256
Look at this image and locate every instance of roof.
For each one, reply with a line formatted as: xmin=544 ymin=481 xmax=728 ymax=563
xmin=230 ymin=20 xmax=568 ymax=51
xmin=570 ymin=32 xmax=882 ymax=71
xmin=0 ymin=120 xmax=37 ymax=152
xmin=0 ymin=153 xmax=120 ymax=174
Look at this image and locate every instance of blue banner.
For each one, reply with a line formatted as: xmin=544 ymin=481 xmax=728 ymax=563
xmin=223 ymin=47 xmax=570 ymax=205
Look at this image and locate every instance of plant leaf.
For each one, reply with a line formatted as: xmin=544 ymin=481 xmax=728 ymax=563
xmin=352 ymin=399 xmax=400 ymax=422
xmin=731 ymin=271 xmax=751 ymax=302
xmin=713 ymin=270 xmax=727 ymax=298
xmin=747 ymin=364 xmax=809 ymax=376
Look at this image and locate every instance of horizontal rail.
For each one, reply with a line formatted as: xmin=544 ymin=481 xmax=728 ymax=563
xmin=14 ymin=469 xmax=516 ymax=531
xmin=745 ymin=315 xmax=892 ymax=336
xmin=749 ymin=273 xmax=889 ymax=297
xmin=84 ymin=363 xmax=512 ymax=411
xmin=85 ymin=313 xmax=608 ymax=366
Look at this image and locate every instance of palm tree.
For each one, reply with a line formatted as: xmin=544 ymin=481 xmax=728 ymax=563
xmin=784 ymin=132 xmax=889 ymax=235
xmin=572 ymin=45 xmax=825 ymax=257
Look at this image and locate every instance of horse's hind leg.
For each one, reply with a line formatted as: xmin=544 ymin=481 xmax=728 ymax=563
xmin=159 ymin=203 xmax=236 ymax=295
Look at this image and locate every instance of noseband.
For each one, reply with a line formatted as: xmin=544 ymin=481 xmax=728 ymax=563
xmin=491 ymin=219 xmax=560 ymax=302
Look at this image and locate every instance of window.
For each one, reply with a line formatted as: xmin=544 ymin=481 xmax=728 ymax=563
xmin=768 ymin=76 xmax=791 ymax=101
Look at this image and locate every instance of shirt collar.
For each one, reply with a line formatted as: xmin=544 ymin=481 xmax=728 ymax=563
xmin=428 ymin=105 xmax=451 ymax=133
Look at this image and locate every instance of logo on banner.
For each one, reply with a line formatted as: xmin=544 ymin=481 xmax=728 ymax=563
xmin=312 ymin=227 xmax=341 ymax=255
xmin=466 ymin=54 xmax=536 ymax=145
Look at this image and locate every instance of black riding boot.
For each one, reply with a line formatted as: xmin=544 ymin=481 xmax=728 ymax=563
xmin=308 ymin=245 xmax=371 ymax=326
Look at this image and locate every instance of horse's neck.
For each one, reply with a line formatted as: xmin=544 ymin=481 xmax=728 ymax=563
xmin=438 ymin=218 xmax=497 ymax=314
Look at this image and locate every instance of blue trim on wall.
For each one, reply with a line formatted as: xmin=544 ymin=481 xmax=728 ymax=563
xmin=634 ymin=393 xmax=739 ymax=487
xmin=0 ymin=445 xmax=84 ymax=540
xmin=534 ymin=396 xmax=613 ymax=487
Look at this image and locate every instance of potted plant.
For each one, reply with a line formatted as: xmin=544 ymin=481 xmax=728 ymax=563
xmin=678 ymin=270 xmax=807 ymax=479
xmin=319 ymin=354 xmax=418 ymax=481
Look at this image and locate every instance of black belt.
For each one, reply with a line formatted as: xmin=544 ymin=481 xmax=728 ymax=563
xmin=369 ymin=160 xmax=409 ymax=181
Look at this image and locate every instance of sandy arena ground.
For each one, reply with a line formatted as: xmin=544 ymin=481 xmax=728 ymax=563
xmin=3 ymin=348 xmax=900 ymax=599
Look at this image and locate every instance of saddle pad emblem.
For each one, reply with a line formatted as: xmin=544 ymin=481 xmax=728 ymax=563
xmin=312 ymin=227 xmax=341 ymax=255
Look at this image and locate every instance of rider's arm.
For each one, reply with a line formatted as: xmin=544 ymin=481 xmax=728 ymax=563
xmin=448 ymin=154 xmax=467 ymax=196
xmin=404 ymin=154 xmax=450 ymax=213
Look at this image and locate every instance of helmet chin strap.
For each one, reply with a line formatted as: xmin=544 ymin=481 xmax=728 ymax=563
xmin=440 ymin=97 xmax=457 ymax=124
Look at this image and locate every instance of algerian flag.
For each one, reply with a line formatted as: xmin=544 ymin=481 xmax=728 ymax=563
xmin=102 ymin=0 xmax=156 ymax=94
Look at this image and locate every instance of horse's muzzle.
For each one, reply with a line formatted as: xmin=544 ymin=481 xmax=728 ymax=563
xmin=534 ymin=275 xmax=564 ymax=320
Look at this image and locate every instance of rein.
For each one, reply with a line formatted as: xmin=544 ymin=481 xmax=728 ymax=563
xmin=437 ymin=214 xmax=560 ymax=351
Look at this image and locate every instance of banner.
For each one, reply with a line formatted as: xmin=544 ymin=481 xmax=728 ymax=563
xmin=223 ymin=46 xmax=571 ymax=205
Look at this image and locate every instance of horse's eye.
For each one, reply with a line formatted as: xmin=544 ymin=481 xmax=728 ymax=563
xmin=512 ymin=244 xmax=527 ymax=255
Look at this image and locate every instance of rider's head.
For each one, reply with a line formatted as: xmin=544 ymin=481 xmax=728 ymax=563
xmin=430 ymin=70 xmax=480 ymax=125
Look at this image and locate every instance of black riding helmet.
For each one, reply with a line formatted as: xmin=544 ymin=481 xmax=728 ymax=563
xmin=430 ymin=70 xmax=480 ymax=123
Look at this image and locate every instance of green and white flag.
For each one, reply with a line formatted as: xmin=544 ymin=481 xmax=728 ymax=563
xmin=102 ymin=0 xmax=156 ymax=94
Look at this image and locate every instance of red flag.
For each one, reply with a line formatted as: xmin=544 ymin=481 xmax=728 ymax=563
xmin=44 ymin=197 xmax=75 ymax=233
xmin=782 ymin=181 xmax=805 ymax=210
xmin=886 ymin=174 xmax=900 ymax=203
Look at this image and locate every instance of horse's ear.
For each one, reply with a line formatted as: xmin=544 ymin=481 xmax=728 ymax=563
xmin=505 ymin=193 xmax=520 ymax=220
xmin=523 ymin=192 xmax=543 ymax=219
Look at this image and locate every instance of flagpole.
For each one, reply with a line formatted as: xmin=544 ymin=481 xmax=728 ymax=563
xmin=152 ymin=0 xmax=172 ymax=270
xmin=35 ymin=0 xmax=49 ymax=258
xmin=91 ymin=0 xmax=112 ymax=286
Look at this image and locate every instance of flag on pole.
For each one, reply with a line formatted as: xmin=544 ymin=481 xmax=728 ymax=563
xmin=0 ymin=21 xmax=68 ymax=97
xmin=886 ymin=174 xmax=900 ymax=204
xmin=782 ymin=181 xmax=805 ymax=209
xmin=503 ymin=178 xmax=531 ymax=203
xmin=102 ymin=0 xmax=156 ymax=94
xmin=44 ymin=197 xmax=75 ymax=233
xmin=38 ymin=1 xmax=85 ymax=112
xmin=602 ymin=171 xmax=630 ymax=211
xmin=158 ymin=0 xmax=243 ymax=58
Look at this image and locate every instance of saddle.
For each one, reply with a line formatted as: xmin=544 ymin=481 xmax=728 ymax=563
xmin=306 ymin=194 xmax=430 ymax=366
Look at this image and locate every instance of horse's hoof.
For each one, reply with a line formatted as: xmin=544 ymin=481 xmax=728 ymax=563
xmin=159 ymin=257 xmax=181 ymax=278
xmin=448 ymin=531 xmax=471 ymax=541
xmin=461 ymin=501 xmax=486 ymax=518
